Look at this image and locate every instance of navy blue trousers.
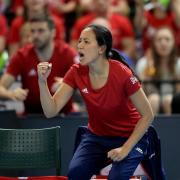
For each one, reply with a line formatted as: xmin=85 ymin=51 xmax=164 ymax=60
xmin=68 ymin=129 xmax=148 ymax=180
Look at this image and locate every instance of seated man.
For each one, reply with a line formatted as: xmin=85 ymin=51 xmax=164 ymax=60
xmin=0 ymin=15 xmax=78 ymax=115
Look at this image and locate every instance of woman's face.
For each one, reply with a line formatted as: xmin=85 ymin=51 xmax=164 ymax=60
xmin=154 ymin=28 xmax=175 ymax=57
xmin=77 ymin=28 xmax=103 ymax=66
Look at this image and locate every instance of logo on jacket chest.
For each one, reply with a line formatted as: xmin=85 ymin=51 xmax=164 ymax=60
xmin=28 ymin=68 xmax=37 ymax=76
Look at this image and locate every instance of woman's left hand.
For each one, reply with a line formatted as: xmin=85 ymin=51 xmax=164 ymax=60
xmin=107 ymin=146 xmax=131 ymax=162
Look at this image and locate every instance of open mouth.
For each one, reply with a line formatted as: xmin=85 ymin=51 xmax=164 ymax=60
xmin=79 ymin=52 xmax=85 ymax=60
xmin=79 ymin=52 xmax=84 ymax=57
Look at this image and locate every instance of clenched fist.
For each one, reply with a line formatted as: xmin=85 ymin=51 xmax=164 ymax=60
xmin=37 ymin=62 xmax=52 ymax=82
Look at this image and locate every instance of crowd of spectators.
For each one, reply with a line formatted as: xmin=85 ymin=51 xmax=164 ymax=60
xmin=0 ymin=0 xmax=180 ymax=115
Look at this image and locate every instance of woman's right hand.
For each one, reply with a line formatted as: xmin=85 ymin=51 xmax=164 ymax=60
xmin=37 ymin=62 xmax=52 ymax=82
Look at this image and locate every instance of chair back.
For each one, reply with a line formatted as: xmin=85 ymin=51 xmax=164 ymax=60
xmin=0 ymin=126 xmax=61 ymax=175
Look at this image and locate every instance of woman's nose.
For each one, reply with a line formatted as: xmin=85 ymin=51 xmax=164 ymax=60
xmin=78 ymin=42 xmax=84 ymax=49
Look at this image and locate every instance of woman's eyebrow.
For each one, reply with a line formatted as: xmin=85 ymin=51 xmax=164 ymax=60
xmin=80 ymin=36 xmax=90 ymax=40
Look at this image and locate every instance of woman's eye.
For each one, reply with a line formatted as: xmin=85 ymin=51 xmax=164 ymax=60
xmin=78 ymin=40 xmax=82 ymax=43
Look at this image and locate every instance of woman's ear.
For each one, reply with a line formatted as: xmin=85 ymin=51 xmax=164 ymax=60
xmin=98 ymin=45 xmax=106 ymax=55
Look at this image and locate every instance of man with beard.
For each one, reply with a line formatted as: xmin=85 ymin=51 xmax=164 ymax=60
xmin=0 ymin=15 xmax=78 ymax=115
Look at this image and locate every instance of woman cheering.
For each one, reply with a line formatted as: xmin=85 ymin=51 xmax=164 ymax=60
xmin=37 ymin=24 xmax=154 ymax=180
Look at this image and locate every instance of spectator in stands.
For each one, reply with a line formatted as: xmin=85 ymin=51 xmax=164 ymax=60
xmin=1 ymin=0 xmax=24 ymax=27
xmin=78 ymin=0 xmax=95 ymax=13
xmin=47 ymin=0 xmax=78 ymax=42
xmin=8 ymin=0 xmax=65 ymax=57
xmin=136 ymin=27 xmax=180 ymax=114
xmin=18 ymin=22 xmax=32 ymax=47
xmin=37 ymin=24 xmax=154 ymax=180
xmin=110 ymin=0 xmax=130 ymax=16
xmin=0 ymin=0 xmax=8 ymax=13
xmin=79 ymin=0 xmax=130 ymax=16
xmin=70 ymin=0 xmax=136 ymax=61
xmin=0 ymin=14 xmax=8 ymax=75
xmin=9 ymin=0 xmax=24 ymax=17
xmin=171 ymin=0 xmax=180 ymax=55
xmin=0 ymin=15 xmax=78 ymax=115
xmin=134 ymin=0 xmax=178 ymax=55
